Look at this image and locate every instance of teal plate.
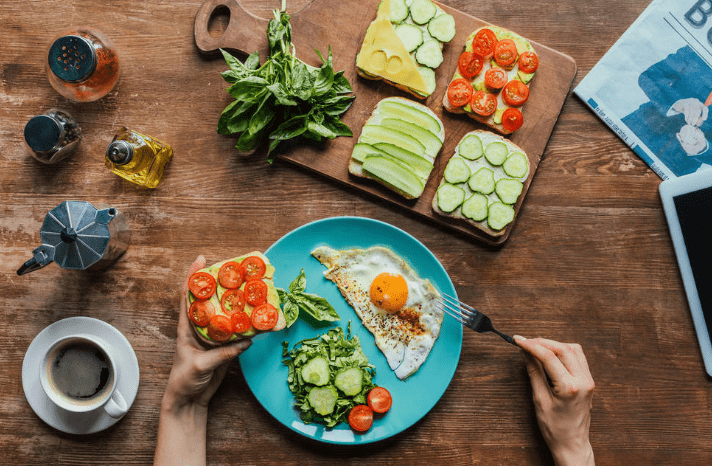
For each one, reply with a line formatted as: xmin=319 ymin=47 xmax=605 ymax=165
xmin=240 ymin=217 xmax=462 ymax=444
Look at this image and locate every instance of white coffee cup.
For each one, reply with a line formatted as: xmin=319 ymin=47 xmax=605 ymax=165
xmin=39 ymin=334 xmax=128 ymax=418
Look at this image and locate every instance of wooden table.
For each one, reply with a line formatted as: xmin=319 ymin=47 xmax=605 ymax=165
xmin=1 ymin=0 xmax=710 ymax=464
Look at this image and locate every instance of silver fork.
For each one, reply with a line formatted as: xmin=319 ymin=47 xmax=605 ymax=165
xmin=436 ymin=293 xmax=516 ymax=346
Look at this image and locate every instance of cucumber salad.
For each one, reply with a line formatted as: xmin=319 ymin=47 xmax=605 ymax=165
xmin=283 ymin=324 xmax=378 ymax=428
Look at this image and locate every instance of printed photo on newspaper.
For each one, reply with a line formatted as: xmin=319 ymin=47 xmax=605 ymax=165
xmin=575 ymin=0 xmax=712 ymax=180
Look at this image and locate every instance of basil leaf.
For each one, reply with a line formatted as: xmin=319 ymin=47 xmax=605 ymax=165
xmin=283 ymin=300 xmax=300 ymax=327
xmin=220 ymin=49 xmax=246 ymax=72
xmin=289 ymin=269 xmax=307 ymax=293
xmin=294 ymin=292 xmax=340 ymax=322
xmin=248 ymin=93 xmax=277 ymax=136
xmin=244 ymin=51 xmax=260 ymax=70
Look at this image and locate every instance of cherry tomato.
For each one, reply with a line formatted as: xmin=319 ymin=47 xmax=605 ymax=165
xmin=447 ymin=78 xmax=473 ymax=107
xmin=503 ymin=80 xmax=530 ymax=106
xmin=348 ymin=405 xmax=374 ymax=432
xmin=457 ymin=51 xmax=484 ymax=79
xmin=518 ymin=51 xmax=539 ymax=73
xmin=367 ymin=387 xmax=392 ymax=414
xmin=218 ymin=261 xmax=245 ymax=289
xmin=484 ymin=68 xmax=508 ymax=91
xmin=471 ymin=90 xmax=497 ymax=117
xmin=188 ymin=299 xmax=215 ymax=327
xmin=231 ymin=311 xmax=252 ymax=333
xmin=188 ymin=272 xmax=217 ymax=300
xmin=244 ymin=279 xmax=268 ymax=306
xmin=221 ymin=288 xmax=246 ymax=315
xmin=501 ymin=108 xmax=524 ymax=132
xmin=494 ymin=39 xmax=518 ymax=67
xmin=207 ymin=315 xmax=233 ymax=341
xmin=251 ymin=303 xmax=279 ymax=331
xmin=241 ymin=256 xmax=267 ymax=280
xmin=472 ymin=28 xmax=497 ymax=58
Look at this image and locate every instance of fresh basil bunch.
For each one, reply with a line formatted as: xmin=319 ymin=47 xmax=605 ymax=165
xmin=217 ymin=7 xmax=355 ymax=162
xmin=278 ymin=269 xmax=340 ymax=327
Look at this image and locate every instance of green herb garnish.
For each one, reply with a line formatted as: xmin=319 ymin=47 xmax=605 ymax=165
xmin=277 ymin=269 xmax=340 ymax=327
xmin=217 ymin=2 xmax=355 ymax=162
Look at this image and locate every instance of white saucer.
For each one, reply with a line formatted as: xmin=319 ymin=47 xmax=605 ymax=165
xmin=22 ymin=317 xmax=140 ymax=434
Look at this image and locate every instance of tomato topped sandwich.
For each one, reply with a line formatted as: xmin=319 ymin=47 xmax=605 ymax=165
xmin=186 ymin=251 xmax=286 ymax=345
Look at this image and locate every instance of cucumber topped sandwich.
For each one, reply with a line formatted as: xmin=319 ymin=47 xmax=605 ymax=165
xmin=356 ymin=0 xmax=456 ymax=99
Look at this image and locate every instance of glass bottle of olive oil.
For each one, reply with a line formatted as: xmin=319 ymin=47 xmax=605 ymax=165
xmin=105 ymin=127 xmax=173 ymax=188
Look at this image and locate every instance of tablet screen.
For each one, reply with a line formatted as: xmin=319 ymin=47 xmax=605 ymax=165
xmin=673 ymin=186 xmax=712 ymax=342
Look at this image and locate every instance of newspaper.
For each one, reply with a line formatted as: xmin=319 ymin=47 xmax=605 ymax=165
xmin=574 ymin=0 xmax=712 ymax=180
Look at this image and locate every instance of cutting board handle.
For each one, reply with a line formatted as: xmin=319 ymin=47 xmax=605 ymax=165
xmin=194 ymin=0 xmax=269 ymax=56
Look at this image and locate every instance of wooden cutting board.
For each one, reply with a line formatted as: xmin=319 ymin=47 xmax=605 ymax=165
xmin=195 ymin=0 xmax=577 ymax=245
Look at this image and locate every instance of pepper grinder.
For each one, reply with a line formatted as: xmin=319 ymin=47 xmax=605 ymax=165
xmin=24 ymin=108 xmax=82 ymax=164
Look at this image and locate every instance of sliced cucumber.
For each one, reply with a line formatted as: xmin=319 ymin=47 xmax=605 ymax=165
xmin=380 ymin=118 xmax=442 ymax=157
xmin=443 ymin=157 xmax=471 ymax=184
xmin=301 ymin=356 xmax=330 ymax=386
xmin=503 ymin=152 xmax=529 ymax=178
xmin=468 ymin=167 xmax=495 ymax=194
xmin=308 ymin=385 xmax=339 ymax=416
xmin=495 ymin=178 xmax=524 ymax=205
xmin=415 ymin=39 xmax=443 ymax=68
xmin=395 ymin=23 xmax=423 ymax=53
xmin=437 ymin=183 xmax=465 ymax=213
xmin=390 ymin=0 xmax=409 ymax=23
xmin=351 ymin=142 xmax=387 ymax=164
xmin=334 ymin=367 xmax=363 ymax=396
xmin=360 ymin=125 xmax=426 ymax=156
xmin=373 ymin=142 xmax=434 ymax=179
xmin=458 ymin=134 xmax=483 ymax=160
xmin=462 ymin=193 xmax=489 ymax=222
xmin=377 ymin=99 xmax=442 ymax=135
xmin=410 ymin=0 xmax=437 ymax=25
xmin=418 ymin=66 xmax=437 ymax=95
xmin=363 ymin=155 xmax=425 ymax=198
xmin=484 ymin=141 xmax=508 ymax=166
xmin=488 ymin=202 xmax=515 ymax=231
xmin=427 ymin=13 xmax=456 ymax=42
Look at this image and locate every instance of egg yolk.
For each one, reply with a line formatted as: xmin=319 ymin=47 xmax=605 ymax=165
xmin=370 ymin=273 xmax=408 ymax=311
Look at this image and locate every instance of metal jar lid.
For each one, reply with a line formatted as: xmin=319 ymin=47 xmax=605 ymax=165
xmin=48 ymin=35 xmax=97 ymax=83
xmin=24 ymin=114 xmax=64 ymax=153
xmin=106 ymin=140 xmax=134 ymax=165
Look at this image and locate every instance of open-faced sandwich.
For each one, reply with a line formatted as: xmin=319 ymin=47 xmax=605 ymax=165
xmin=186 ymin=251 xmax=286 ymax=345
xmin=432 ymin=130 xmax=530 ymax=236
xmin=356 ymin=0 xmax=456 ymax=99
xmin=443 ymin=25 xmax=539 ymax=134
xmin=350 ymin=96 xmax=444 ymax=199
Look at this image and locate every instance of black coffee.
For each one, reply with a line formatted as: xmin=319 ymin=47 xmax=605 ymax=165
xmin=50 ymin=341 xmax=112 ymax=400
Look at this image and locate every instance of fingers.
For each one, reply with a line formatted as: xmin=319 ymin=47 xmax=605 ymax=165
xmin=514 ymin=336 xmax=570 ymax=384
xmin=178 ymin=255 xmax=207 ymax=339
xmin=522 ymin=351 xmax=552 ymax=406
xmin=197 ymin=339 xmax=252 ymax=373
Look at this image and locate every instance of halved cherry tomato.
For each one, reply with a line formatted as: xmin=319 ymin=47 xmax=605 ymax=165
xmin=207 ymin=315 xmax=233 ymax=341
xmin=494 ymin=39 xmax=518 ymax=67
xmin=447 ymin=78 xmax=473 ymax=107
xmin=349 ymin=405 xmax=374 ymax=432
xmin=367 ymin=387 xmax=392 ymax=414
xmin=251 ymin=303 xmax=279 ymax=331
xmin=457 ymin=51 xmax=484 ymax=79
xmin=471 ymin=90 xmax=497 ymax=116
xmin=218 ymin=261 xmax=245 ymax=289
xmin=241 ymin=256 xmax=266 ymax=280
xmin=231 ymin=311 xmax=252 ymax=333
xmin=188 ymin=299 xmax=215 ymax=327
xmin=472 ymin=28 xmax=497 ymax=58
xmin=518 ymin=51 xmax=539 ymax=73
xmin=221 ymin=288 xmax=246 ymax=315
xmin=188 ymin=272 xmax=217 ymax=300
xmin=484 ymin=68 xmax=508 ymax=91
xmin=503 ymin=80 xmax=530 ymax=106
xmin=501 ymin=108 xmax=524 ymax=132
xmin=244 ymin=279 xmax=268 ymax=306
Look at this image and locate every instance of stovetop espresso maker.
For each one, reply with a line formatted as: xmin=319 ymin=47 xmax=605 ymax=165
xmin=17 ymin=200 xmax=130 ymax=275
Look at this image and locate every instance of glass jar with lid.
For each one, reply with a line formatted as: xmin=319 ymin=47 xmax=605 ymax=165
xmin=46 ymin=26 xmax=120 ymax=102
xmin=24 ymin=108 xmax=82 ymax=164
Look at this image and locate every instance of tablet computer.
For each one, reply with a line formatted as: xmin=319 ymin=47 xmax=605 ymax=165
xmin=659 ymin=170 xmax=712 ymax=378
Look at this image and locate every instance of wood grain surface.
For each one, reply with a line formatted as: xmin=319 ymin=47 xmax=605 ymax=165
xmin=1 ymin=0 xmax=711 ymax=465
xmin=194 ymin=0 xmax=576 ymax=245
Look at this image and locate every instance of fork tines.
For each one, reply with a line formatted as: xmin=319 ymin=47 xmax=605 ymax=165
xmin=436 ymin=292 xmax=481 ymax=325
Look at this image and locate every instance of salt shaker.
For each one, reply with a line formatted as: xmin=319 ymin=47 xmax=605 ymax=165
xmin=105 ymin=127 xmax=173 ymax=189
xmin=24 ymin=109 xmax=82 ymax=164
xmin=46 ymin=26 xmax=120 ymax=102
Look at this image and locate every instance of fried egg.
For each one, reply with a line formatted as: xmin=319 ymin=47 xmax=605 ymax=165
xmin=311 ymin=246 xmax=443 ymax=379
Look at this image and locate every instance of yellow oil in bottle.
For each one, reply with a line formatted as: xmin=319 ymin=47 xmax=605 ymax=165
xmin=105 ymin=128 xmax=172 ymax=188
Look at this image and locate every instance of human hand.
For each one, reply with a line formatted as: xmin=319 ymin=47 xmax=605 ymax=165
xmin=668 ymin=97 xmax=708 ymax=126
xmin=163 ymin=255 xmax=252 ymax=411
xmin=514 ymin=336 xmax=595 ymax=466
